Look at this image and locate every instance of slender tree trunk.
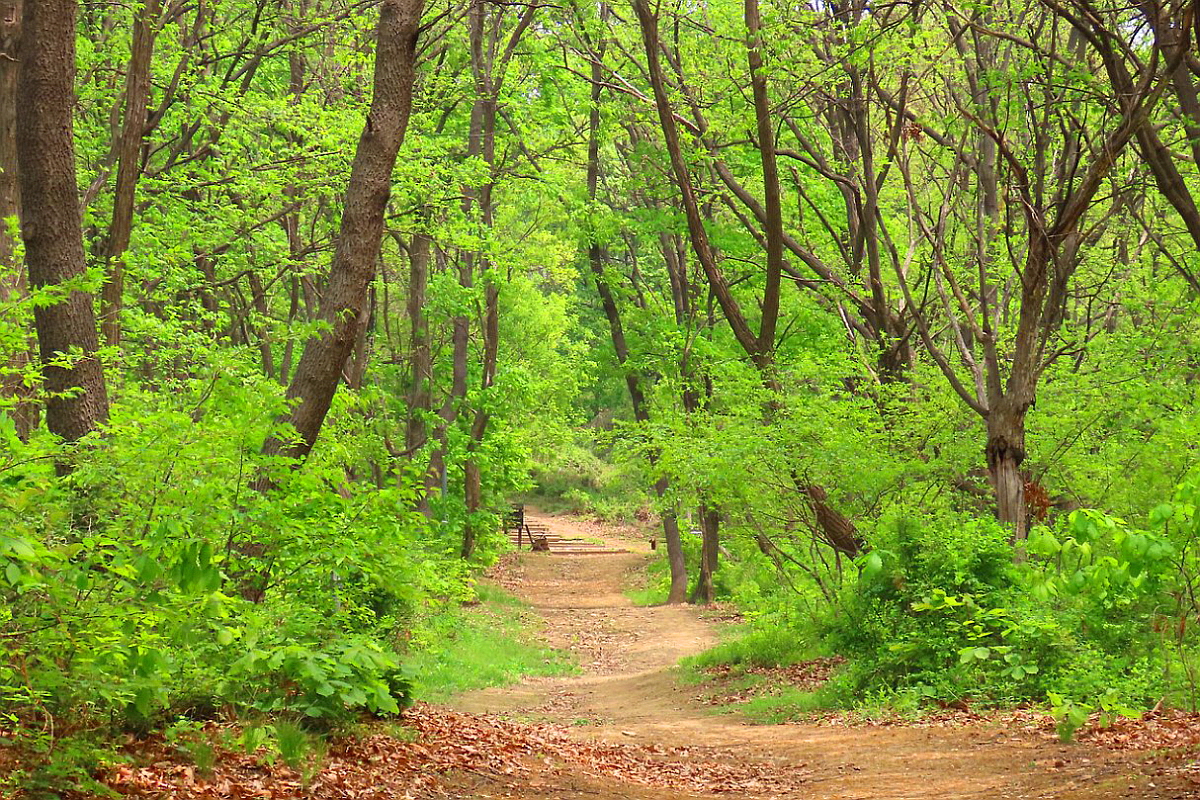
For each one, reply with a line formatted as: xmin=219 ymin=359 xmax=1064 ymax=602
xmin=99 ymin=0 xmax=161 ymax=347
xmin=691 ymin=502 xmax=719 ymax=604
xmin=655 ymin=478 xmax=689 ymax=604
xmin=248 ymin=272 xmax=274 ymax=380
xmin=0 ymin=0 xmax=33 ymax=440
xmin=17 ymin=0 xmax=110 ymax=450
xmin=459 ymin=0 xmax=528 ymax=558
xmin=260 ymin=0 xmax=425 ymax=465
xmin=405 ymin=231 xmax=435 ymax=513
xmin=586 ymin=40 xmax=687 ymax=599
xmin=744 ymin=0 xmax=782 ymax=356
xmin=432 ymin=249 xmax=466 ymax=501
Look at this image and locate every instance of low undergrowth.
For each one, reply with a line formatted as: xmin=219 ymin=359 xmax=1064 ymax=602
xmin=405 ymin=585 xmax=578 ymax=703
xmin=681 ymin=478 xmax=1200 ymax=732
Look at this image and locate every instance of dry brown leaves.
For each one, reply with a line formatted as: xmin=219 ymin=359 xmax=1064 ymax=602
xmin=403 ymin=706 xmax=809 ymax=796
xmin=94 ymin=705 xmax=809 ymax=800
xmin=1075 ymin=710 xmax=1200 ymax=752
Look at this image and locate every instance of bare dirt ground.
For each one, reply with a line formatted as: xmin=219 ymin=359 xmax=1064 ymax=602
xmin=435 ymin=511 xmax=1200 ymax=800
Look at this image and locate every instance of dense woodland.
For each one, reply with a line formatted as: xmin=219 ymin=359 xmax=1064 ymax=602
xmin=3 ymin=0 xmax=1200 ymax=792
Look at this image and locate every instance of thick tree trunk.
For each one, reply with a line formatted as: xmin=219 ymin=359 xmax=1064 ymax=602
xmin=17 ymin=0 xmax=110 ymax=449
xmin=0 ymin=0 xmax=33 ymax=440
xmin=987 ymin=402 xmax=1028 ymax=542
xmin=261 ymin=0 xmax=424 ymax=465
xmin=99 ymin=0 xmax=160 ymax=347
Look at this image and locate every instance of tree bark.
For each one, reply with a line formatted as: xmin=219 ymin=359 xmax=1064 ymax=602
xmin=636 ymin=0 xmax=860 ymax=559
xmin=17 ymin=0 xmax=110 ymax=449
xmin=99 ymin=0 xmax=161 ymax=347
xmin=987 ymin=400 xmax=1028 ymax=541
xmin=744 ymin=0 xmax=782 ymax=355
xmin=691 ymin=502 xmax=720 ymax=604
xmin=0 ymin=0 xmax=33 ymax=440
xmin=260 ymin=0 xmax=425 ymax=465
xmin=656 ymin=477 xmax=689 ymax=604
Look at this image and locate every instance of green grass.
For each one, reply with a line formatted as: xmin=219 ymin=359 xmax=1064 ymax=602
xmin=622 ymin=550 xmax=670 ymax=607
xmin=683 ymin=621 xmax=819 ymax=670
xmin=736 ymin=686 xmax=842 ymax=723
xmin=407 ymin=586 xmax=578 ymax=702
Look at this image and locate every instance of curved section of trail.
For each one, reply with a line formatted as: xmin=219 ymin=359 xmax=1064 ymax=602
xmin=446 ymin=512 xmax=1169 ymax=800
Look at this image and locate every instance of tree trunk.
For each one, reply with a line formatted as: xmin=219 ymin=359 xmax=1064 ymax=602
xmin=405 ymin=231 xmax=435 ymax=513
xmin=744 ymin=0 xmax=782 ymax=355
xmin=248 ymin=271 xmax=274 ymax=380
xmin=587 ymin=43 xmax=688 ymax=598
xmin=260 ymin=0 xmax=425 ymax=465
xmin=987 ymin=402 xmax=1028 ymax=542
xmin=99 ymin=0 xmax=160 ymax=347
xmin=0 ymin=0 xmax=33 ymax=440
xmin=656 ymin=477 xmax=689 ymax=604
xmin=17 ymin=0 xmax=110 ymax=450
xmin=691 ymin=502 xmax=719 ymax=604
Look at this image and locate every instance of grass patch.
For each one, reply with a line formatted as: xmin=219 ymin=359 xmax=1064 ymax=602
xmin=683 ymin=622 xmax=819 ymax=670
xmin=737 ymin=686 xmax=841 ymax=723
xmin=408 ymin=587 xmax=577 ymax=702
xmin=623 ymin=551 xmax=670 ymax=607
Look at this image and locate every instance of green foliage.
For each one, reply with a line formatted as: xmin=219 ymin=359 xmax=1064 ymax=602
xmin=692 ymin=487 xmax=1200 ymax=719
xmin=404 ymin=589 xmax=577 ymax=702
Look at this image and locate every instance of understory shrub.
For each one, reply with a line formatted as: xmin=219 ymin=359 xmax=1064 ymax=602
xmin=697 ymin=488 xmax=1200 ymax=715
xmin=0 ymin=380 xmax=506 ymax=791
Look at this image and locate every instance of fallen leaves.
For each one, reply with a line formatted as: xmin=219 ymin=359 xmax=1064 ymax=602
xmin=93 ymin=705 xmax=809 ymax=800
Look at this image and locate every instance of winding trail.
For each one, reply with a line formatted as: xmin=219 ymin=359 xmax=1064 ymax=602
xmin=444 ymin=512 xmax=1178 ymax=799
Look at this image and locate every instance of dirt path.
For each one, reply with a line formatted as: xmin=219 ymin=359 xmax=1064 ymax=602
xmin=443 ymin=512 xmax=1189 ymax=800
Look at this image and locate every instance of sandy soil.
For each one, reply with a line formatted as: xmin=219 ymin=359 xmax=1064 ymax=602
xmin=437 ymin=511 xmax=1195 ymax=800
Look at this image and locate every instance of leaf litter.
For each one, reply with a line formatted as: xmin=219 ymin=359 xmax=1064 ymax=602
xmin=97 ymin=704 xmax=810 ymax=799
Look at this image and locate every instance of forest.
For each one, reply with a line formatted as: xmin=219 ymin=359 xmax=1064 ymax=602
xmin=3 ymin=0 xmax=1200 ymax=795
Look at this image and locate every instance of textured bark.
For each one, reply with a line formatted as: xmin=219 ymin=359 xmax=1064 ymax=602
xmin=987 ymin=403 xmax=1028 ymax=542
xmin=99 ymin=0 xmax=160 ymax=347
xmin=801 ymin=483 xmax=863 ymax=556
xmin=17 ymin=0 xmax=110 ymax=448
xmin=0 ymin=0 xmax=33 ymax=440
xmin=261 ymin=0 xmax=425 ymax=465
